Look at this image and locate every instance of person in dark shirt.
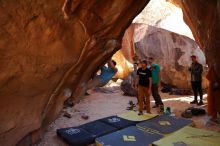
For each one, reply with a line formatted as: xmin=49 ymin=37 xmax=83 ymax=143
xmin=189 ymin=55 xmax=204 ymax=105
xmin=135 ymin=60 xmax=152 ymax=115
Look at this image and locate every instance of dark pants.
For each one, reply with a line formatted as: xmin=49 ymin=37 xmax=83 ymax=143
xmin=152 ymin=84 xmax=163 ymax=106
xmin=191 ymin=81 xmax=203 ymax=101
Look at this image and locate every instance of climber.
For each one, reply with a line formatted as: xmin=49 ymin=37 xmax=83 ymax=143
xmin=135 ymin=60 xmax=152 ymax=115
xmin=75 ymin=59 xmax=118 ymax=99
xmin=189 ymin=55 xmax=204 ymax=105
xmin=148 ymin=57 xmax=164 ymax=108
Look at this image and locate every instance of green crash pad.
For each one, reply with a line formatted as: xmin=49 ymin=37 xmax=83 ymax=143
xmin=118 ymin=111 xmax=158 ymax=122
xmin=153 ymin=126 xmax=220 ymax=146
xmin=96 ymin=126 xmax=163 ymax=146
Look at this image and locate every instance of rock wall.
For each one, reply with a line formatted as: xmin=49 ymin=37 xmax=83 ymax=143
xmin=0 ymin=0 xmax=150 ymax=145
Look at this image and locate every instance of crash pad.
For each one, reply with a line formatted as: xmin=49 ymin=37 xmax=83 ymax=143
xmin=57 ymin=127 xmax=95 ymax=146
xmin=118 ymin=111 xmax=157 ymax=122
xmin=153 ymin=126 xmax=220 ymax=146
xmin=80 ymin=120 xmax=118 ymax=137
xmin=100 ymin=116 xmax=136 ymax=129
xmin=96 ymin=126 xmax=163 ymax=146
xmin=137 ymin=115 xmax=193 ymax=135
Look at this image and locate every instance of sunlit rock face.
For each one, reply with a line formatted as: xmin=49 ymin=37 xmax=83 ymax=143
xmin=134 ymin=24 xmax=208 ymax=89
xmin=0 ymin=0 xmax=149 ymax=145
xmin=112 ymin=50 xmax=133 ymax=79
xmin=133 ymin=0 xmax=194 ymax=40
xmin=112 ymin=24 xmax=135 ymax=79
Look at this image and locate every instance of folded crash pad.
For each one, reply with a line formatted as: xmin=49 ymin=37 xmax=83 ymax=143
xmin=100 ymin=116 xmax=136 ymax=129
xmin=137 ymin=115 xmax=193 ymax=135
xmin=80 ymin=120 xmax=118 ymax=137
xmin=96 ymin=126 xmax=163 ymax=146
xmin=118 ymin=111 xmax=157 ymax=122
xmin=153 ymin=126 xmax=220 ymax=146
xmin=57 ymin=127 xmax=95 ymax=146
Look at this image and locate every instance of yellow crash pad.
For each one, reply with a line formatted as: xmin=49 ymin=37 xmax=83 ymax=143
xmin=118 ymin=111 xmax=157 ymax=122
xmin=153 ymin=126 xmax=220 ymax=146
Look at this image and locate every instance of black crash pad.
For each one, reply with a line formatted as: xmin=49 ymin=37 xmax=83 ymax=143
xmin=100 ymin=116 xmax=137 ymax=129
xmin=80 ymin=120 xmax=118 ymax=137
xmin=96 ymin=126 xmax=163 ymax=146
xmin=137 ymin=115 xmax=193 ymax=134
xmin=57 ymin=127 xmax=95 ymax=146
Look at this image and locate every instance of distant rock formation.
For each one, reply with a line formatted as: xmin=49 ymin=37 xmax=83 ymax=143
xmin=120 ymin=24 xmax=208 ymax=89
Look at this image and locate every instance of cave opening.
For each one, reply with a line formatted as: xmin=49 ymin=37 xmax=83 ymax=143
xmin=1 ymin=0 xmax=220 ymax=146
xmin=113 ymin=0 xmax=208 ymax=90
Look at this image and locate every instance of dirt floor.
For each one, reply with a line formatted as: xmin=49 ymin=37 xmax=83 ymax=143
xmin=34 ymin=85 xmax=220 ymax=146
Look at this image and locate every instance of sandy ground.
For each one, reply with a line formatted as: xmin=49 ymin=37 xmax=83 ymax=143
xmin=34 ymin=86 xmax=220 ymax=146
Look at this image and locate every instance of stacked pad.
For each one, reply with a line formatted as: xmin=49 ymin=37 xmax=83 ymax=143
xmin=137 ymin=115 xmax=193 ymax=135
xmin=57 ymin=127 xmax=95 ymax=146
xmin=79 ymin=120 xmax=118 ymax=137
xmin=100 ymin=116 xmax=137 ymax=129
xmin=153 ymin=126 xmax=220 ymax=146
xmin=96 ymin=126 xmax=163 ymax=146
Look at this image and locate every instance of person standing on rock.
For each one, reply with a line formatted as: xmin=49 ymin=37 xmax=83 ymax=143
xmin=135 ymin=60 xmax=152 ymax=115
xmin=189 ymin=55 xmax=204 ymax=105
xmin=148 ymin=57 xmax=164 ymax=108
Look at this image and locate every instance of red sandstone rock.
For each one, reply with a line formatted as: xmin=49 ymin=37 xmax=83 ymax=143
xmin=0 ymin=0 xmax=149 ymax=145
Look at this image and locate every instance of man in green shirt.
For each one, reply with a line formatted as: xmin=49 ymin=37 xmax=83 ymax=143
xmin=149 ymin=57 xmax=164 ymax=108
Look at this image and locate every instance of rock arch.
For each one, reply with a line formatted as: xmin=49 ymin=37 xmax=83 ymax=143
xmin=0 ymin=0 xmax=219 ymax=145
